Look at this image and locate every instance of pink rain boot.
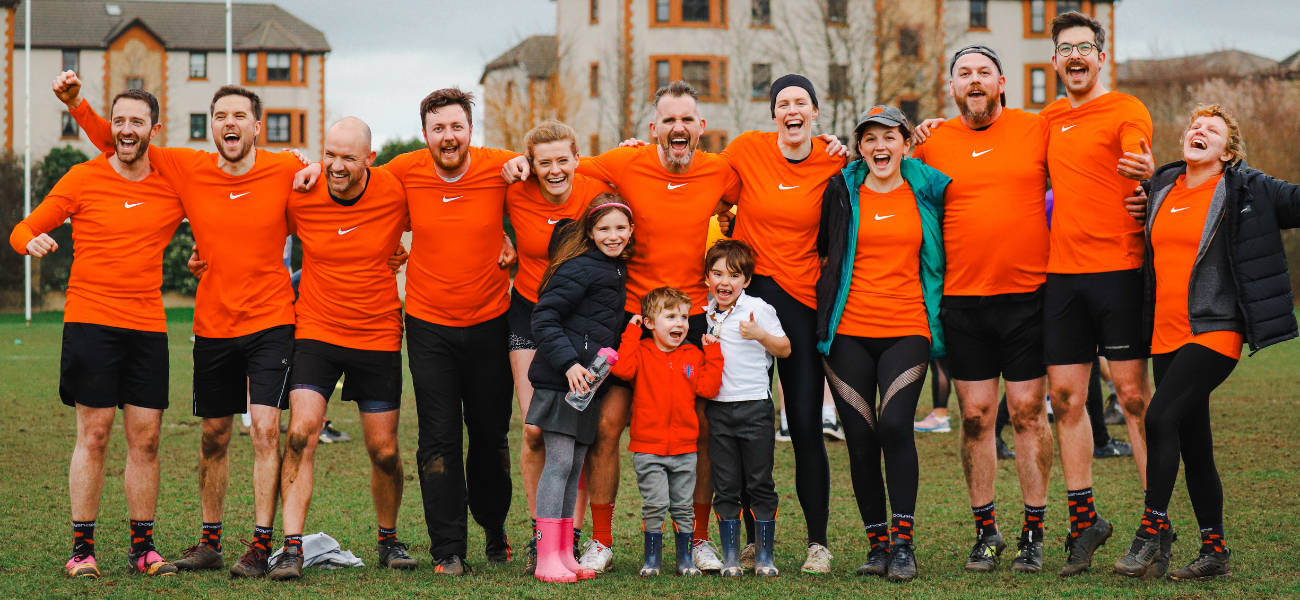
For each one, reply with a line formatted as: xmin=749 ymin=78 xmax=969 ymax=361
xmin=534 ymin=518 xmax=578 ymax=583
xmin=560 ymin=518 xmax=596 ymax=580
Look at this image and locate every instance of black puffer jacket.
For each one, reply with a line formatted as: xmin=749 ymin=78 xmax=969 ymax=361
xmin=1141 ymin=159 xmax=1300 ymax=354
xmin=528 ymin=246 xmax=627 ymax=392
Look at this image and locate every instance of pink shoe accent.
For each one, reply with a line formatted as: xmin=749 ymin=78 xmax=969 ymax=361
xmin=560 ymin=518 xmax=596 ymax=580
xmin=136 ymin=550 xmax=163 ymax=572
xmin=534 ymin=518 xmax=577 ymax=583
xmin=66 ymin=554 xmax=99 ymax=578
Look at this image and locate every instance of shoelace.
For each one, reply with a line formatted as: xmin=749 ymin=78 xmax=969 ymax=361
xmin=236 ymin=539 xmax=266 ymax=566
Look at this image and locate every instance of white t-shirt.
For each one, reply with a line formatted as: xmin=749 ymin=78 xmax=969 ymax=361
xmin=705 ymin=291 xmax=786 ymax=402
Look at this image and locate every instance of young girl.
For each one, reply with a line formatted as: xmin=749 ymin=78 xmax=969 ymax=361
xmin=526 ymin=193 xmax=635 ymax=583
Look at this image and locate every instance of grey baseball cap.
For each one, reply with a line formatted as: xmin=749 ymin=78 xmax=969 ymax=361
xmin=854 ymin=105 xmax=911 ymax=138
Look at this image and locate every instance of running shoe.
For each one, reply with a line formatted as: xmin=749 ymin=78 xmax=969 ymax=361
xmin=433 ymin=554 xmax=470 ymax=576
xmin=1169 ymin=548 xmax=1231 ymax=581
xmin=822 ymin=414 xmax=846 ymax=441
xmin=484 ymin=528 xmax=512 ymax=563
xmin=1059 ymin=516 xmax=1112 ymax=578
xmin=740 ymin=542 xmax=756 ymax=571
xmin=856 ymin=545 xmax=889 ymax=576
xmin=377 ymin=540 xmax=418 ymax=570
xmin=913 ymin=411 xmax=951 ymax=433
xmin=267 ymin=546 xmax=303 ymax=581
xmin=229 ymin=540 xmax=269 ymax=579
xmin=801 ymin=543 xmax=833 ymax=574
xmin=578 ymin=539 xmax=614 ymax=573
xmin=173 ymin=544 xmax=223 ymax=571
xmin=65 ymin=554 xmax=99 ymax=579
xmin=965 ymin=531 xmax=1005 ymax=572
xmin=319 ymin=420 xmax=352 ymax=444
xmin=775 ymin=423 xmax=792 ymax=442
xmin=127 ymin=549 xmax=178 ymax=577
xmin=1094 ymin=438 xmax=1133 ymax=458
xmin=523 ymin=533 xmax=538 ymax=576
xmin=1104 ymin=394 xmax=1126 ymax=425
xmin=885 ymin=544 xmax=916 ymax=582
xmin=692 ymin=539 xmax=723 ymax=572
xmin=1011 ymin=535 xmax=1043 ymax=573
xmin=1113 ymin=527 xmax=1173 ymax=580
xmin=996 ymin=437 xmax=1016 ymax=460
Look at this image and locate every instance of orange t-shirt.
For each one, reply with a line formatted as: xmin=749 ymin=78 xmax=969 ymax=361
xmin=71 ymin=100 xmax=300 ymax=339
xmin=577 ymin=145 xmax=740 ymax=314
xmin=383 ymin=146 xmax=519 ymax=326
xmin=506 ymin=174 xmax=613 ymax=303
xmin=1040 ymin=92 xmax=1153 ymax=274
xmin=722 ymin=131 xmax=846 ymax=308
xmin=1151 ymin=174 xmax=1242 ymax=359
xmin=911 ymin=109 xmax=1049 ymax=296
xmin=289 ymin=168 xmax=409 ymax=351
xmin=9 ymin=154 xmax=184 ymax=332
xmin=837 ymin=182 xmax=929 ymax=340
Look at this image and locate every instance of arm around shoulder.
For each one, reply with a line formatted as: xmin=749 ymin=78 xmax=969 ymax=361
xmin=1265 ymin=174 xmax=1300 ymax=229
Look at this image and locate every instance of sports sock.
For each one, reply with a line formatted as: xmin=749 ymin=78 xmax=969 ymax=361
xmin=1022 ymin=505 xmax=1046 ymax=543
xmin=890 ymin=514 xmax=914 ymax=545
xmin=692 ymin=503 xmax=712 ymax=542
xmin=285 ymin=534 xmax=303 ymax=553
xmin=780 ymin=409 xmax=789 ymax=431
xmin=1067 ymin=488 xmax=1098 ymax=538
xmin=200 ymin=522 xmax=222 ymax=552
xmin=252 ymin=525 xmax=274 ymax=553
xmin=972 ymin=502 xmax=998 ymax=537
xmin=864 ymin=521 xmax=889 ymax=550
xmin=72 ymin=521 xmax=96 ymax=558
xmin=1135 ymin=506 xmax=1169 ymax=540
xmin=1200 ymin=524 xmax=1227 ymax=554
xmin=821 ymin=403 xmax=836 ymax=422
xmin=591 ymin=502 xmax=614 ymax=547
xmin=378 ymin=526 xmax=397 ymax=545
xmin=129 ymin=520 xmax=155 ymax=554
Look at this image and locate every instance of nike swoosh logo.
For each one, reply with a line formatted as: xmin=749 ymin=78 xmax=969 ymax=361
xmin=778 ymin=184 xmax=799 ymax=190
xmin=547 ymin=219 xmax=560 ymax=225
xmin=338 ymin=226 xmax=359 ymax=235
xmin=972 ymin=149 xmax=993 ymax=157
xmin=874 ymin=214 xmax=895 ymax=220
xmin=1170 ymin=206 xmax=1190 ymax=213
xmin=124 ymin=201 xmax=144 ymax=208
xmin=229 ymin=192 xmax=249 ymax=199
xmin=442 ymin=196 xmax=463 ymax=202
xmin=1062 ymin=125 xmax=1077 ymax=132
xmin=667 ymin=183 xmax=687 ymax=190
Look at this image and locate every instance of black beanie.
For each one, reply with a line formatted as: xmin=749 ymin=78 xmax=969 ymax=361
xmin=770 ymin=74 xmax=818 ymax=118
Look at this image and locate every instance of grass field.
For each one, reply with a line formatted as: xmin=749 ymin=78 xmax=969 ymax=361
xmin=1 ymin=309 xmax=1297 ymax=599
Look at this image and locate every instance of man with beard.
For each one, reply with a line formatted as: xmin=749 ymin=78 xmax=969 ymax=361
xmin=11 ymin=89 xmax=184 ymax=578
xmin=267 ymin=117 xmax=417 ymax=580
xmin=910 ymin=46 xmax=1055 ymax=575
xmin=56 ymin=73 xmax=312 ymax=579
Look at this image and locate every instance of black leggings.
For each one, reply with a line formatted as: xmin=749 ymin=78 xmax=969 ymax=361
xmin=929 ymin=356 xmax=951 ymax=411
xmin=1087 ymin=358 xmax=1112 ymax=447
xmin=747 ymin=275 xmax=830 ymax=545
xmin=1145 ymin=343 xmax=1237 ymax=527
xmin=823 ymin=334 xmax=929 ymax=528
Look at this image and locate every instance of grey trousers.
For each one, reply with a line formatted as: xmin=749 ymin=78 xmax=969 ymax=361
xmin=706 ymin=399 xmax=779 ymax=521
xmin=633 ymin=452 xmax=697 ymax=532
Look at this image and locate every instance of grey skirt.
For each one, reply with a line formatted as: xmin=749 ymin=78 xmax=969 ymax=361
xmin=525 ymin=387 xmax=606 ymax=445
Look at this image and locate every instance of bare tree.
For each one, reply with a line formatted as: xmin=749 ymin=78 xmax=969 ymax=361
xmin=483 ymin=38 xmax=584 ymax=153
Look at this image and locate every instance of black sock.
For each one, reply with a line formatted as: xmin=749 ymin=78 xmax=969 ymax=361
xmin=201 ymin=522 xmax=222 ymax=552
xmin=1067 ymin=488 xmax=1098 ymax=538
xmin=890 ymin=515 xmax=914 ymax=545
xmin=864 ymin=521 xmax=889 ymax=550
xmin=573 ymin=527 xmax=582 ymax=548
xmin=1200 ymin=524 xmax=1227 ymax=555
xmin=252 ymin=525 xmax=274 ymax=553
xmin=129 ymin=520 xmax=155 ymax=554
xmin=72 ymin=521 xmax=96 ymax=558
xmin=972 ymin=502 xmax=998 ymax=537
xmin=284 ymin=534 xmax=303 ymax=553
xmin=379 ymin=526 xmax=397 ymax=545
xmin=1021 ymin=505 xmax=1046 ymax=543
xmin=1136 ymin=507 xmax=1169 ymax=540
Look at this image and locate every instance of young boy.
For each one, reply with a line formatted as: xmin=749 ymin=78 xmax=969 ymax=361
xmin=611 ymin=287 xmax=724 ymax=577
xmin=702 ymin=240 xmax=790 ymax=577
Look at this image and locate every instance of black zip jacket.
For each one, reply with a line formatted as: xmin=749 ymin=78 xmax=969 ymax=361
xmin=1142 ymin=159 xmax=1300 ymax=354
xmin=528 ymin=245 xmax=627 ymax=392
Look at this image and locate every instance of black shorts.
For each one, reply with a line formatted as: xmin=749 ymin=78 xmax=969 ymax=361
xmin=192 ymin=324 xmax=294 ymax=418
xmin=59 ymin=322 xmax=169 ymax=410
xmin=941 ymin=291 xmax=1046 ymax=382
xmin=507 ymin=288 xmax=539 ymax=352
xmin=605 ymin=310 xmax=708 ymax=390
xmin=289 ymin=339 xmax=403 ymax=413
xmin=1043 ymin=270 xmax=1150 ymax=365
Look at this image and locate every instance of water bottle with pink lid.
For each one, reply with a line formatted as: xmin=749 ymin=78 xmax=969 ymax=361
xmin=565 ymin=347 xmax=619 ymax=411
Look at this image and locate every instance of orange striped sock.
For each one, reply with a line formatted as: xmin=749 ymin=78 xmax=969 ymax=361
xmin=129 ymin=520 xmax=154 ymax=554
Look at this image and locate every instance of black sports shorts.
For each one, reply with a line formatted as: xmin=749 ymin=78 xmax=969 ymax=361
xmin=192 ymin=324 xmax=294 ymax=418
xmin=941 ymin=290 xmax=1046 ymax=382
xmin=507 ymin=288 xmax=539 ymax=352
xmin=1043 ymin=269 xmax=1150 ymax=365
xmin=288 ymin=338 xmax=403 ymax=413
xmin=59 ymin=322 xmax=169 ymax=410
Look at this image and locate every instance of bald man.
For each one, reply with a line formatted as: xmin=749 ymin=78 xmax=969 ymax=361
xmin=268 ymin=117 xmax=417 ymax=581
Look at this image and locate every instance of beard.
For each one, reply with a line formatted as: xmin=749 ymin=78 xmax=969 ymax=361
xmin=218 ymin=136 xmax=254 ymax=163
xmin=956 ymin=85 xmax=998 ymax=125
xmin=659 ymin=132 xmax=698 ymax=170
xmin=326 ymin=168 xmax=364 ymax=196
xmin=432 ymin=142 xmax=469 ymax=173
xmin=1062 ymin=59 xmax=1098 ymax=95
xmin=114 ymin=134 xmax=150 ymax=165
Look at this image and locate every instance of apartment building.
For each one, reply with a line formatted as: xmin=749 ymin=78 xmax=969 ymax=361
xmin=484 ymin=0 xmax=1116 ymax=153
xmin=6 ymin=0 xmax=329 ymax=161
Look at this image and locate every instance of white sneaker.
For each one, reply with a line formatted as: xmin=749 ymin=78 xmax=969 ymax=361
xmin=692 ymin=539 xmax=723 ymax=572
xmin=801 ymin=543 xmax=834 ymax=574
xmin=822 ymin=416 xmax=846 ymax=440
xmin=913 ymin=411 xmax=951 ymax=433
xmin=740 ymin=542 xmax=756 ymax=570
xmin=578 ymin=539 xmax=614 ymax=573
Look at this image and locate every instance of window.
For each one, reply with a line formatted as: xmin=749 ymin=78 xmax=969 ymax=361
xmin=1029 ymin=0 xmax=1045 ymax=33
xmin=299 ymin=54 xmax=307 ymax=82
xmin=751 ymin=63 xmax=771 ymax=100
xmin=656 ymin=60 xmax=671 ymax=92
xmin=266 ymin=113 xmax=291 ymax=143
xmin=651 ymin=0 xmax=724 ymax=27
xmin=681 ymin=60 xmax=711 ymax=94
xmin=899 ymin=28 xmax=921 ymax=58
xmin=62 ymin=49 xmax=79 ymax=73
xmin=1057 ymin=0 xmax=1082 ymax=14
xmin=826 ymin=0 xmax=847 ymax=24
xmin=590 ymin=63 xmax=601 ymax=97
xmin=752 ymin=0 xmax=771 ymax=26
xmin=649 ymin=56 xmax=728 ymax=101
xmin=656 ymin=0 xmax=670 ymax=21
xmin=189 ymin=52 xmax=207 ymax=79
xmin=246 ymin=52 xmax=258 ymax=82
xmin=189 ymin=114 xmax=207 ymax=140
xmin=1056 ymin=73 xmax=1067 ymax=99
xmin=60 ymin=112 xmax=79 ymax=138
xmin=126 ymin=77 xmax=144 ymax=90
xmin=699 ymin=131 xmax=728 ymax=153
xmin=969 ymin=0 xmax=988 ymax=29
xmin=590 ymin=134 xmax=600 ymax=155
xmin=828 ymin=64 xmax=849 ymax=99
xmin=899 ymin=99 xmax=919 ymax=124
xmin=299 ymin=114 xmax=306 ymax=144
xmin=1030 ymin=67 xmax=1047 ymax=105
xmin=266 ymin=53 xmax=291 ymax=82
xmin=681 ymin=0 xmax=709 ymax=22
xmin=590 ymin=0 xmax=599 ymax=22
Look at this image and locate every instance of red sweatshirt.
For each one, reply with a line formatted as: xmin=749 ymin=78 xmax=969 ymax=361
xmin=610 ymin=322 xmax=724 ymax=455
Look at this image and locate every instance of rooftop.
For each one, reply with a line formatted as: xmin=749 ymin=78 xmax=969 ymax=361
xmin=1118 ymin=49 xmax=1278 ymax=84
xmin=480 ymin=35 xmax=557 ymax=84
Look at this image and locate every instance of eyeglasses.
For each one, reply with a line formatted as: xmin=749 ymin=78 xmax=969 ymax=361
xmin=1056 ymin=42 xmax=1097 ymax=57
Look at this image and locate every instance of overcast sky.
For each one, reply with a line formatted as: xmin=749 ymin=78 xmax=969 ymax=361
xmin=262 ymin=0 xmax=1300 ymax=145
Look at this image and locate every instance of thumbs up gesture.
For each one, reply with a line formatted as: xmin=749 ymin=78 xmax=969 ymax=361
xmin=1118 ymin=138 xmax=1155 ymax=182
xmin=738 ymin=312 xmax=765 ymax=341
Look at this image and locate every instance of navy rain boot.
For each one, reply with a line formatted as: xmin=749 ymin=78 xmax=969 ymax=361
xmin=754 ymin=520 xmax=780 ymax=577
xmin=639 ymin=530 xmax=663 ymax=577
